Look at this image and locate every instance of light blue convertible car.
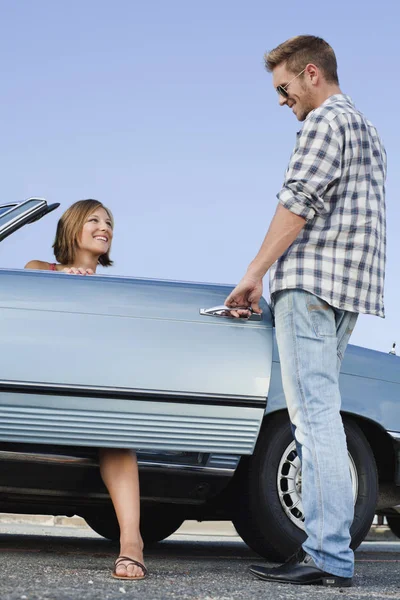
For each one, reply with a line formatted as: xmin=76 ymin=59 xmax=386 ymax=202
xmin=1 ymin=198 xmax=400 ymax=559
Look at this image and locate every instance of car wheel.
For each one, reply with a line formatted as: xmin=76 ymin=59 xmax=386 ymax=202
xmin=84 ymin=505 xmax=185 ymax=544
xmin=386 ymin=514 xmax=400 ymax=539
xmin=232 ymin=413 xmax=378 ymax=561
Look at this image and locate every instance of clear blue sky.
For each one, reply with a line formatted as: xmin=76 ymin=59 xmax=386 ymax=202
xmin=0 ymin=0 xmax=398 ymax=352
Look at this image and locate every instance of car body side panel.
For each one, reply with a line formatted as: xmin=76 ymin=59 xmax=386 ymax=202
xmin=339 ymin=346 xmax=400 ymax=431
xmin=0 ymin=393 xmax=263 ymax=454
xmin=341 ymin=344 xmax=400 ymax=385
xmin=0 ymin=269 xmax=273 ymax=454
xmin=0 ymin=270 xmax=272 ymax=399
xmin=266 ymin=336 xmax=400 ymax=434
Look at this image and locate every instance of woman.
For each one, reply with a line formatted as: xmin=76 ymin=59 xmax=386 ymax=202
xmin=25 ymin=199 xmax=147 ymax=581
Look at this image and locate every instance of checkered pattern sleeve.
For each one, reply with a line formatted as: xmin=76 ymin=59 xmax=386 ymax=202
xmin=278 ymin=115 xmax=342 ymax=221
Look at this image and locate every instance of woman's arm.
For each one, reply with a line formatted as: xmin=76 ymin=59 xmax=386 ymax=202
xmin=25 ymin=260 xmax=93 ymax=275
xmin=25 ymin=260 xmax=51 ymax=270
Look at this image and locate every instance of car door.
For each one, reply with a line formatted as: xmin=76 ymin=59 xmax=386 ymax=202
xmin=0 ymin=201 xmax=273 ymax=456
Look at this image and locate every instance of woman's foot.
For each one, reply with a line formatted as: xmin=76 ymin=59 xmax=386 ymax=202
xmin=113 ymin=542 xmax=146 ymax=579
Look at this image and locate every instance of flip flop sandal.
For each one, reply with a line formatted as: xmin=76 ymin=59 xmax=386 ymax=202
xmin=112 ymin=555 xmax=148 ymax=580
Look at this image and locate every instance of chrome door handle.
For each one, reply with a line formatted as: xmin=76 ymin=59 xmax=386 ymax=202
xmin=199 ymin=305 xmax=262 ymax=321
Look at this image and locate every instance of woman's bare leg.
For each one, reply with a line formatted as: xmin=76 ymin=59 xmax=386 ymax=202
xmin=99 ymin=448 xmax=145 ymax=578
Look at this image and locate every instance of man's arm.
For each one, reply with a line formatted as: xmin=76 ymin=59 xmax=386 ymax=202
xmin=225 ymin=115 xmax=342 ymax=315
xmin=247 ymin=204 xmax=306 ymax=279
xmin=225 ymin=205 xmax=305 ymax=315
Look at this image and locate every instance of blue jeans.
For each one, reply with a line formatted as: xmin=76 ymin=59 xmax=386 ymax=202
xmin=273 ymin=289 xmax=358 ymax=578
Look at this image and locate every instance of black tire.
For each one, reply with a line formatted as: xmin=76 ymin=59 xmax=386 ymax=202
xmin=84 ymin=505 xmax=184 ymax=544
xmin=232 ymin=413 xmax=378 ymax=561
xmin=386 ymin=514 xmax=400 ymax=539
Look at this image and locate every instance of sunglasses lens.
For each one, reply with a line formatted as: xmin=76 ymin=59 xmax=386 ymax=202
xmin=277 ymin=86 xmax=288 ymax=98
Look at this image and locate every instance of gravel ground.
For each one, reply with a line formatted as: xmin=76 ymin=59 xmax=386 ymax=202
xmin=0 ymin=522 xmax=399 ymax=600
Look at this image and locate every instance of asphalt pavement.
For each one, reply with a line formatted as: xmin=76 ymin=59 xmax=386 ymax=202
xmin=0 ymin=519 xmax=399 ymax=600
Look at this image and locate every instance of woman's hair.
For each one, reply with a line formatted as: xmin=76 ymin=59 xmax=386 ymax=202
xmin=53 ymin=199 xmax=114 ymax=267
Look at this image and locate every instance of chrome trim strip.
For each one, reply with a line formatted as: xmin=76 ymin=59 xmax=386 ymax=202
xmin=388 ymin=431 xmax=400 ymax=441
xmin=0 ymin=199 xmax=46 ymax=237
xmin=0 ymin=379 xmax=264 ymax=409
xmin=137 ymin=461 xmax=235 ymax=475
xmin=206 ymin=454 xmax=240 ymax=470
xmin=0 ymin=204 xmax=17 ymax=217
xmin=0 ymin=450 xmax=96 ymax=466
xmin=0 ymin=450 xmax=236 ymax=475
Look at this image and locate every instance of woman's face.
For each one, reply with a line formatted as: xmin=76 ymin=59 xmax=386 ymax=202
xmin=79 ymin=207 xmax=113 ymax=255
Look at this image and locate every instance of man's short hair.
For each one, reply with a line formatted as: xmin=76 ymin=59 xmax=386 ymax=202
xmin=264 ymin=35 xmax=339 ymax=85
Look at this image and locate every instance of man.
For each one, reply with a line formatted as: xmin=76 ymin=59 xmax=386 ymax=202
xmin=225 ymin=35 xmax=386 ymax=587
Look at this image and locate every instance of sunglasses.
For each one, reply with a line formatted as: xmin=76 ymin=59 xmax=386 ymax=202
xmin=276 ymin=67 xmax=307 ymax=99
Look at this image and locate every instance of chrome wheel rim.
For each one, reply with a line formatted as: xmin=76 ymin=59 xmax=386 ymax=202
xmin=277 ymin=440 xmax=358 ymax=531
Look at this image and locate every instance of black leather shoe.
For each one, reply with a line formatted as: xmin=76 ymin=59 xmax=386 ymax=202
xmin=249 ymin=549 xmax=352 ymax=587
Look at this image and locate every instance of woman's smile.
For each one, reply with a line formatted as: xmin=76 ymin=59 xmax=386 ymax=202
xmin=80 ymin=207 xmax=113 ymax=254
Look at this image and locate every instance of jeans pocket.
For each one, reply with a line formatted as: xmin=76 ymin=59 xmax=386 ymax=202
xmin=305 ymin=294 xmax=336 ymax=338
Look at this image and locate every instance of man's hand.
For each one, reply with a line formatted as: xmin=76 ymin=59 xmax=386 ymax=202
xmin=225 ymin=275 xmax=263 ymax=318
xmin=223 ymin=205 xmax=306 ymax=317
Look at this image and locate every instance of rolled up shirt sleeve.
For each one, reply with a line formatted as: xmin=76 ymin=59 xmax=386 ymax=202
xmin=278 ymin=115 xmax=342 ymax=221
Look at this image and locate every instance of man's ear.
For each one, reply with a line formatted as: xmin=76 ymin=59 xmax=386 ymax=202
xmin=306 ymin=63 xmax=319 ymax=85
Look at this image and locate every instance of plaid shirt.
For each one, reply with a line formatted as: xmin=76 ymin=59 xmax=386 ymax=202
xmin=269 ymin=94 xmax=387 ymax=317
